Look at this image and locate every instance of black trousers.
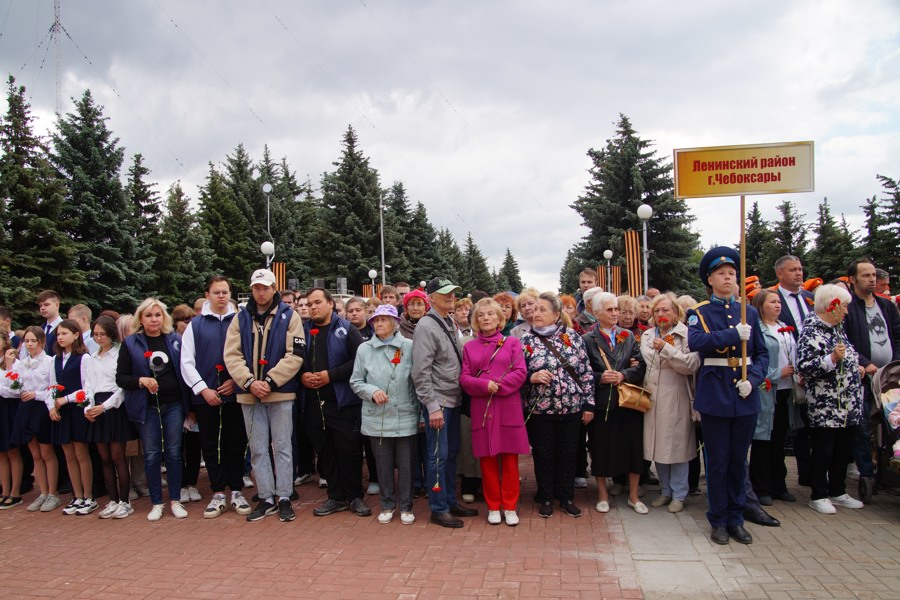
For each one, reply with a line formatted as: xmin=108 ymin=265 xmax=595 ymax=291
xmin=809 ymin=426 xmax=854 ymax=501
xmin=689 ymin=421 xmax=703 ymax=491
xmin=792 ymin=403 xmax=813 ymax=485
xmin=292 ymin=400 xmax=315 ymax=476
xmin=749 ymin=389 xmax=791 ymax=497
xmin=362 ymin=435 xmax=378 ymax=483
xmin=304 ymin=396 xmax=363 ymax=502
xmin=527 ymin=414 xmax=580 ymax=503
xmin=195 ymin=402 xmax=247 ymax=493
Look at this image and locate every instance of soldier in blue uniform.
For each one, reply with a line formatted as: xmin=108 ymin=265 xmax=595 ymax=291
xmin=687 ymin=247 xmax=768 ymax=545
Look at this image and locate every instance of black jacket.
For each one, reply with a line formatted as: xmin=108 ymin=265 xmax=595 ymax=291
xmin=844 ymin=293 xmax=900 ymax=368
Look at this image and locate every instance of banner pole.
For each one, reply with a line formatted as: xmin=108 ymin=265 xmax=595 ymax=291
xmin=740 ymin=194 xmax=748 ymax=381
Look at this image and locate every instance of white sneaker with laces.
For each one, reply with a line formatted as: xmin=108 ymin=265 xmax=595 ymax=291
xmin=487 ymin=510 xmax=501 ymax=525
xmin=809 ymin=498 xmax=837 ymax=514
xmin=62 ymin=498 xmax=85 ymax=515
xmin=188 ymin=486 xmax=201 ymax=502
xmin=76 ymin=498 xmax=99 ymax=515
xmin=128 ymin=488 xmax=139 ymax=501
xmin=318 ymin=477 xmax=328 ymax=489
xmin=113 ymin=502 xmax=134 ymax=519
xmin=231 ymin=491 xmax=252 ymax=515
xmin=98 ymin=500 xmax=120 ymax=519
xmin=377 ymin=509 xmax=394 ymax=524
xmin=27 ymin=494 xmax=48 ymax=512
xmin=829 ymin=494 xmax=864 ymax=509
xmin=180 ymin=488 xmax=190 ymax=503
xmin=400 ymin=511 xmax=415 ymax=525
xmin=204 ymin=494 xmax=227 ymax=519
xmin=171 ymin=501 xmax=188 ymax=519
xmin=147 ymin=504 xmax=165 ymax=521
xmin=504 ymin=510 xmax=519 ymax=526
xmin=243 ymin=475 xmax=255 ymax=488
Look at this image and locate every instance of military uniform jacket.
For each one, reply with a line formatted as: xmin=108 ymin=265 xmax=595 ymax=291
xmin=686 ymin=297 xmax=769 ymax=418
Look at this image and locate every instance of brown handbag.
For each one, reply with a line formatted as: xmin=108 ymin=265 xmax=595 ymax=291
xmin=599 ymin=342 xmax=652 ymax=413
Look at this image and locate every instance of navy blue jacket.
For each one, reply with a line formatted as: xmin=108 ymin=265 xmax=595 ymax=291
xmin=119 ymin=333 xmax=191 ymax=424
xmin=301 ymin=314 xmax=363 ymax=409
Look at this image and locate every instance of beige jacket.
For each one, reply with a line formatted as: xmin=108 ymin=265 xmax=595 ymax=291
xmin=224 ymin=304 xmax=304 ymax=404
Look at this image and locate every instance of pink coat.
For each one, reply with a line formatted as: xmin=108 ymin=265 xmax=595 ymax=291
xmin=460 ymin=331 xmax=530 ymax=458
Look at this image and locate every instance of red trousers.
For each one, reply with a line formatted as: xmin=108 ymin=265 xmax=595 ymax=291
xmin=479 ymin=453 xmax=520 ymax=511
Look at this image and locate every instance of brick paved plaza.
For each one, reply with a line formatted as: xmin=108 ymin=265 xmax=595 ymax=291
xmin=1 ymin=457 xmax=898 ymax=599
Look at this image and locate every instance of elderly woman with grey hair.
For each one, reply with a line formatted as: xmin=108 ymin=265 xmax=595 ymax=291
xmin=796 ymin=284 xmax=866 ymax=514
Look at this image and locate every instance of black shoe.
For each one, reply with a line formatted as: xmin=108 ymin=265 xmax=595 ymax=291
xmin=743 ymin=509 xmax=780 ymax=527
xmin=349 ymin=497 xmax=372 ymax=516
xmin=758 ymin=495 xmax=773 ymax=506
xmin=539 ymin=501 xmax=553 ymax=518
xmin=560 ymin=500 xmax=582 ymax=518
xmin=0 ymin=496 xmax=23 ymax=509
xmin=711 ymin=526 xmax=729 ymax=545
xmin=246 ymin=499 xmax=277 ymax=522
xmin=313 ymin=498 xmax=349 ymax=516
xmin=430 ymin=512 xmax=464 ymax=528
xmin=449 ymin=505 xmax=478 ymax=518
xmin=251 ymin=493 xmax=260 ymax=502
xmin=777 ymin=491 xmax=796 ymax=503
xmin=289 ymin=490 xmax=299 ymax=502
xmin=278 ymin=499 xmax=295 ymax=522
xmin=728 ymin=525 xmax=753 ymax=544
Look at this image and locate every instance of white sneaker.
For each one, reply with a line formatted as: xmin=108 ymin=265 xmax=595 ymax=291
xmin=595 ymin=500 xmax=610 ymax=513
xmin=113 ymin=502 xmax=134 ymax=519
xmin=829 ymin=494 xmax=864 ymax=509
xmin=204 ymin=494 xmax=227 ymax=519
xmin=243 ymin=475 xmax=255 ymax=488
xmin=98 ymin=501 xmax=121 ymax=519
xmin=187 ymin=486 xmax=201 ymax=502
xmin=75 ymin=498 xmax=99 ymax=515
xmin=40 ymin=494 xmax=61 ymax=512
xmin=62 ymin=498 xmax=85 ymax=515
xmin=487 ymin=510 xmax=502 ymax=525
xmin=574 ymin=477 xmax=587 ymax=488
xmin=846 ymin=463 xmax=860 ymax=481
xmin=318 ymin=477 xmax=327 ymax=489
xmin=128 ymin=488 xmax=138 ymax=501
xmin=378 ymin=509 xmax=394 ymax=524
xmin=27 ymin=494 xmax=48 ymax=512
xmin=504 ymin=510 xmax=519 ymax=526
xmin=231 ymin=491 xmax=252 ymax=515
xmin=171 ymin=501 xmax=188 ymax=519
xmin=400 ymin=511 xmax=415 ymax=525
xmin=809 ymin=498 xmax=837 ymax=514
xmin=180 ymin=488 xmax=190 ymax=503
xmin=367 ymin=482 xmax=380 ymax=496
xmin=147 ymin=504 xmax=165 ymax=521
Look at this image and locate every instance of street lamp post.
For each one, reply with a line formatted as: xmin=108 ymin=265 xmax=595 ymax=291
xmin=379 ymin=196 xmax=386 ymax=286
xmin=261 ymin=241 xmax=275 ymax=268
xmin=637 ymin=203 xmax=653 ymax=294
xmin=603 ymin=249 xmax=613 ymax=293
xmin=368 ymin=269 xmax=378 ymax=298
xmin=261 ymin=182 xmax=275 ymax=268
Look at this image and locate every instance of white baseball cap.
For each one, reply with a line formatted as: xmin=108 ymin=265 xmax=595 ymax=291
xmin=250 ymin=269 xmax=277 ymax=288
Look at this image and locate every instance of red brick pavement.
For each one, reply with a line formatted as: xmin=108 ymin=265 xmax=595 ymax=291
xmin=0 ymin=456 xmax=640 ymax=599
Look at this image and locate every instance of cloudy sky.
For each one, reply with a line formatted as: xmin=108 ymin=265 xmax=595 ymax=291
xmin=2 ymin=0 xmax=898 ymax=291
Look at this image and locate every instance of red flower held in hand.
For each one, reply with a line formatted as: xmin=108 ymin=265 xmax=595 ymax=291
xmin=143 ymin=351 xmax=153 ymax=359
xmin=4 ymin=372 xmax=18 ymax=381
xmin=259 ymin=358 xmax=269 ymax=366
xmin=777 ymin=326 xmax=795 ymax=334
xmin=309 ymin=328 xmax=320 ymax=336
xmin=215 ymin=364 xmax=225 ymax=372
xmin=390 ymin=349 xmax=402 ymax=365
xmin=760 ymin=378 xmax=772 ymax=392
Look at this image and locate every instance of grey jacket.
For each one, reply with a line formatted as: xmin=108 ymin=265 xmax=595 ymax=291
xmin=411 ymin=309 xmax=462 ymax=413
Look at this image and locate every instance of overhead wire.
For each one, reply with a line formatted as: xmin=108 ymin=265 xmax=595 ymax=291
xmin=0 ymin=0 xmax=13 ymax=44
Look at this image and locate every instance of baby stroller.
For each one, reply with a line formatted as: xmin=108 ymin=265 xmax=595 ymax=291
xmin=864 ymin=360 xmax=900 ymax=502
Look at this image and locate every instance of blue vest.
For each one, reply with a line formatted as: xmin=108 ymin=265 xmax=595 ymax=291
xmin=55 ymin=352 xmax=84 ymax=396
xmin=122 ymin=332 xmax=190 ymax=424
xmin=237 ymin=303 xmax=299 ymax=394
xmin=187 ymin=313 xmax=236 ymax=404
xmin=304 ymin=315 xmax=358 ymax=408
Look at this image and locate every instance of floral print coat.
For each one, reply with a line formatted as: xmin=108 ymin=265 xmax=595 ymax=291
xmin=521 ymin=325 xmax=594 ymax=417
xmin=796 ymin=314 xmax=863 ymax=428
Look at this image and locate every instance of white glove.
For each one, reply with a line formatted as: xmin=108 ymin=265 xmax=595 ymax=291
xmin=735 ymin=380 xmax=752 ymax=398
xmin=735 ymin=323 xmax=752 ymax=341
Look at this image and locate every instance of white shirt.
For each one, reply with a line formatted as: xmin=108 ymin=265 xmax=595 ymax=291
xmin=82 ymin=330 xmax=100 ymax=355
xmin=778 ymin=285 xmax=809 ymax=334
xmin=0 ymin=353 xmax=54 ymax=404
xmin=765 ymin=322 xmax=797 ymax=390
xmin=86 ymin=345 xmax=124 ymax=410
xmin=180 ymin=302 xmax=236 ymax=395
xmin=47 ymin=351 xmax=92 ymax=411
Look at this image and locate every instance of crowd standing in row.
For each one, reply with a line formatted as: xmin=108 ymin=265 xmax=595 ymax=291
xmin=0 ymin=251 xmax=898 ymax=545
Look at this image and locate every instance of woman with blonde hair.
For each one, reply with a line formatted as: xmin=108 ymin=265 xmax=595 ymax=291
xmin=116 ymin=298 xmax=192 ymax=521
xmin=510 ymin=287 xmax=541 ymax=338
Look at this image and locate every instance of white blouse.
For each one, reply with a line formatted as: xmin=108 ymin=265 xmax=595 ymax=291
xmin=85 ymin=345 xmax=124 ymax=410
xmin=0 ymin=353 xmax=54 ymax=407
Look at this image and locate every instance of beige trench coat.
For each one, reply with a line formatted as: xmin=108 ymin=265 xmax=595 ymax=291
xmin=641 ymin=322 xmax=699 ymax=464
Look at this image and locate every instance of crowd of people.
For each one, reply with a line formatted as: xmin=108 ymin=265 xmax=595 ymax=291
xmin=0 ymin=251 xmax=898 ymax=546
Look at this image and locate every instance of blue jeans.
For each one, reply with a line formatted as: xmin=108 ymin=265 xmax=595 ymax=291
xmin=243 ymin=401 xmax=293 ymax=502
xmin=140 ymin=402 xmax=184 ymax=505
xmin=423 ymin=405 xmax=461 ymax=514
xmin=657 ymin=462 xmax=689 ymax=501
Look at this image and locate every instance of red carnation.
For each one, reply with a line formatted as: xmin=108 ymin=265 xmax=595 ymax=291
xmin=524 ymin=345 xmax=533 ymax=355
xmin=656 ymin=317 xmax=669 ymax=326
xmin=390 ymin=349 xmax=402 ymax=365
xmin=616 ymin=332 xmax=628 ymax=344
xmin=259 ymin=358 xmax=269 ymax=366
xmin=560 ymin=333 xmax=572 ymax=347
xmin=432 ymin=483 xmax=442 ymax=492
xmin=215 ymin=364 xmax=225 ymax=372
xmin=309 ymin=328 xmax=320 ymax=336
xmin=143 ymin=351 xmax=153 ymax=359
xmin=827 ymin=298 xmax=841 ymax=313
xmin=760 ymin=378 xmax=772 ymax=392
xmin=777 ymin=326 xmax=795 ymax=334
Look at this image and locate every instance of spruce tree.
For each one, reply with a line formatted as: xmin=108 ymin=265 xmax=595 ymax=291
xmin=873 ymin=175 xmax=900 ymax=278
xmin=571 ymin=114 xmax=699 ymax=295
xmin=381 ymin=181 xmax=413 ymax=284
xmin=559 ymin=245 xmax=588 ymax=294
xmin=498 ymin=248 xmax=523 ymax=293
xmin=743 ymin=200 xmax=773 ymax=282
xmin=807 ymin=198 xmax=853 ymax=281
xmin=270 ymin=157 xmax=319 ymax=287
xmin=52 ymin=89 xmax=144 ymax=311
xmin=460 ymin=232 xmax=494 ymax=294
xmin=124 ymin=153 xmax=161 ymax=297
xmin=405 ymin=202 xmax=441 ymax=284
xmin=316 ymin=126 xmax=382 ymax=291
xmin=493 ymin=267 xmax=511 ymax=293
xmin=151 ymin=183 xmax=215 ymax=306
xmin=197 ymin=163 xmax=256 ymax=281
xmin=434 ymin=228 xmax=465 ymax=286
xmin=760 ymin=200 xmax=808 ymax=284
xmin=0 ymin=76 xmax=83 ymax=319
